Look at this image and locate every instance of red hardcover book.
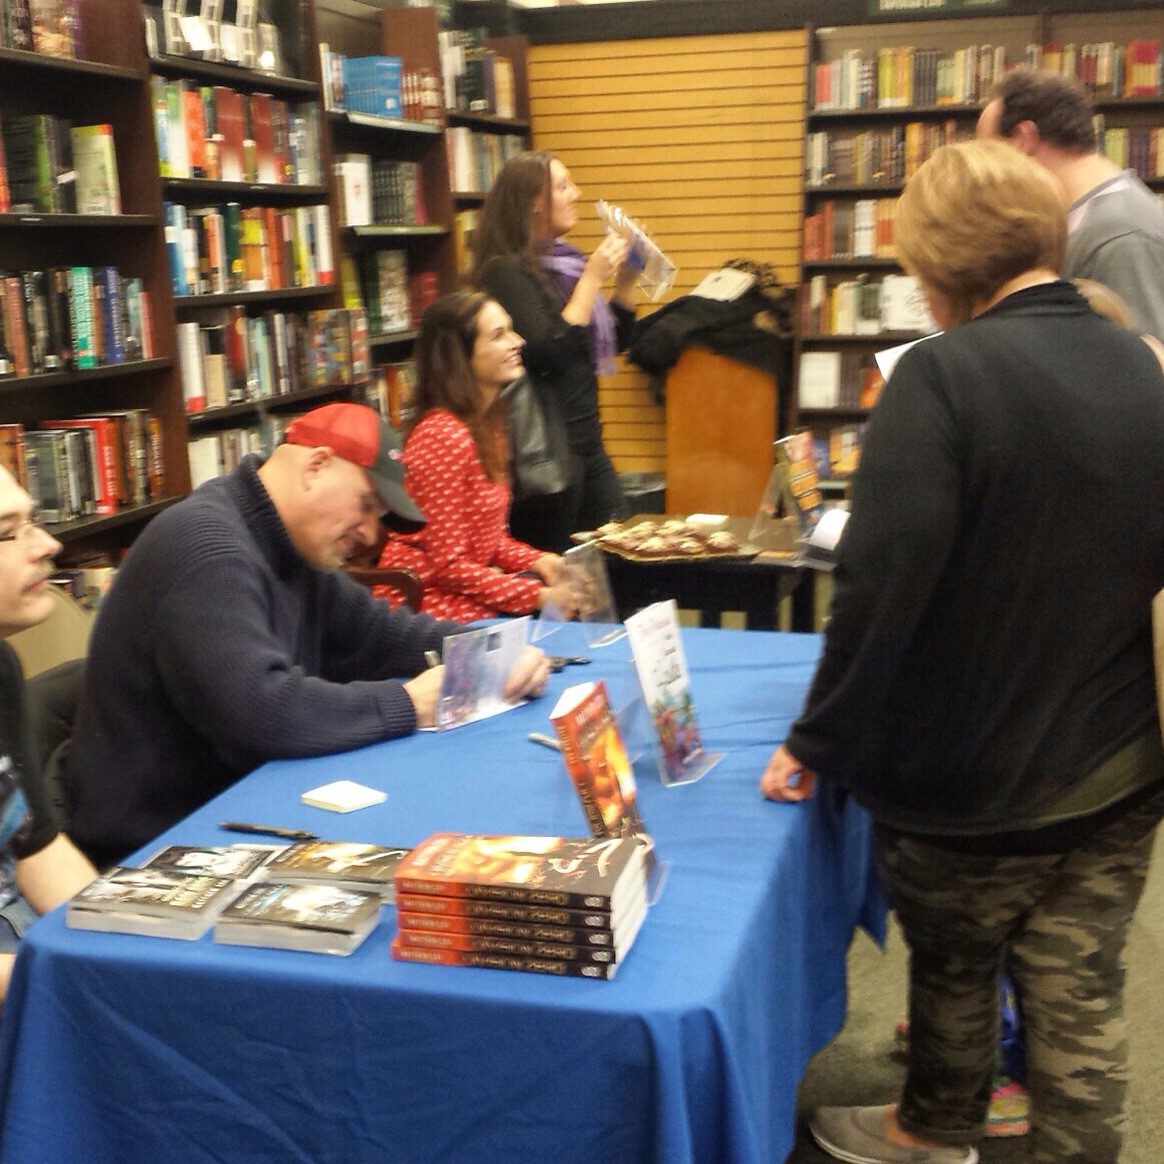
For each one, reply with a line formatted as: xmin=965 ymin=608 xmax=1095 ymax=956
xmin=214 ymin=87 xmax=246 ymax=183
xmin=182 ymin=88 xmax=208 ymax=179
xmin=2 ymin=278 xmax=32 ymax=378
xmin=550 ymin=680 xmax=648 ymax=841
xmin=393 ymin=832 xmax=646 ymax=914
xmin=263 ymin=206 xmax=284 ymax=287
xmin=248 ymin=93 xmax=276 ymax=185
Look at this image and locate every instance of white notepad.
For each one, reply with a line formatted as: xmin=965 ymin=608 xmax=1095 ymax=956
xmin=301 ymin=780 xmax=387 ymax=813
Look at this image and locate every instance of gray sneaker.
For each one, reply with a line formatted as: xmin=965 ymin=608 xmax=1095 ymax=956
xmin=810 ymin=1105 xmax=979 ymax=1164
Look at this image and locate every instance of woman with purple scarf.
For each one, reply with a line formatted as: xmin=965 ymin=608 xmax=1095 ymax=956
xmin=472 ymin=150 xmax=639 ymax=552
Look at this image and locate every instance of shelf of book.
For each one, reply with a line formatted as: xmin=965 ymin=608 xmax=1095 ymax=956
xmin=0 ymin=358 xmax=173 ymax=397
xmin=330 ymin=111 xmax=442 ymax=138
xmin=185 ymin=380 xmax=359 ymax=429
xmin=346 ymin=224 xmax=449 ymax=239
xmin=161 ymin=180 xmax=330 ymax=203
xmin=0 ymin=213 xmax=158 ymax=229
xmin=173 ymin=286 xmax=335 ymax=308
xmin=368 ymin=326 xmax=419 ymax=348
xmin=47 ymin=496 xmax=182 ymax=544
xmin=446 ymin=110 xmax=529 ymax=135
xmin=0 ymin=46 xmax=142 ymax=83
xmin=148 ymin=54 xmax=319 ymax=98
xmin=0 ymin=0 xmax=194 ymax=560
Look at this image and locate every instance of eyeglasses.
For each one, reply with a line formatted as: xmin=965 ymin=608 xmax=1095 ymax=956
xmin=0 ymin=516 xmax=48 ymax=545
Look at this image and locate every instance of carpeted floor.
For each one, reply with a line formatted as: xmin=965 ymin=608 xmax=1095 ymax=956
xmin=785 ymin=828 xmax=1164 ymax=1162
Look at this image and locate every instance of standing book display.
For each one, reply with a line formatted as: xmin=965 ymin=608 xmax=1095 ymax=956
xmin=624 ymin=600 xmax=723 ymax=786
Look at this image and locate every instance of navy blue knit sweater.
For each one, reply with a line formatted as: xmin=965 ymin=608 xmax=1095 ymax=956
xmin=66 ymin=456 xmax=455 ymax=866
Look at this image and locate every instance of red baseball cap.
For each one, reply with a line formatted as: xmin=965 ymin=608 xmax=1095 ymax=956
xmin=284 ymin=403 xmax=425 ymax=531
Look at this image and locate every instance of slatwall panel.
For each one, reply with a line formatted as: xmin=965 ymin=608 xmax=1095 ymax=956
xmin=528 ymin=30 xmax=807 ymax=473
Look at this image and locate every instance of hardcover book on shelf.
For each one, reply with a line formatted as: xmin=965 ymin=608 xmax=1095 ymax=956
xmin=550 ymin=679 xmax=649 ymax=840
xmin=394 ymin=833 xmax=648 ymax=916
xmin=214 ymin=881 xmax=383 ymax=955
xmin=624 ymin=599 xmax=722 ymax=787
xmin=66 ymin=866 xmax=242 ymax=940
xmin=71 ymin=125 xmax=120 ymax=215
xmin=260 ymin=840 xmax=409 ymax=899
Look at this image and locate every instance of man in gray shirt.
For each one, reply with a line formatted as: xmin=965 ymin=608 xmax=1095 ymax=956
xmin=978 ymin=67 xmax=1164 ymax=341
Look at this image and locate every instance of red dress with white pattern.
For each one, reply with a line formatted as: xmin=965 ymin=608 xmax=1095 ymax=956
xmin=374 ymin=409 xmax=543 ymax=622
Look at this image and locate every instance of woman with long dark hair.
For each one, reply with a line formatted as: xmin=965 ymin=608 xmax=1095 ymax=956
xmin=375 ymin=291 xmax=576 ymax=622
xmin=472 ymin=150 xmax=638 ymax=550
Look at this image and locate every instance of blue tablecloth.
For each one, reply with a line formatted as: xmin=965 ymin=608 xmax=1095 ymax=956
xmin=0 ymin=628 xmax=883 ymax=1164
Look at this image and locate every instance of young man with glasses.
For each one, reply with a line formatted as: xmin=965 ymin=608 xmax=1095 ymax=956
xmin=64 ymin=403 xmax=552 ymax=869
xmin=0 ymin=468 xmax=96 ymax=1001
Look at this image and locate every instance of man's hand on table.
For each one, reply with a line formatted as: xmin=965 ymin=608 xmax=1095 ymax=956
xmin=760 ymin=744 xmax=818 ymax=802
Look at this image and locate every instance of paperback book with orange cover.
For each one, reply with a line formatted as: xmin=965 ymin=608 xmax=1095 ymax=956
xmin=390 ymin=937 xmax=621 ymax=980
xmin=549 ymin=680 xmax=648 ymax=841
xmin=393 ymin=833 xmax=646 ymax=915
xmin=393 ymin=891 xmax=626 ymax=930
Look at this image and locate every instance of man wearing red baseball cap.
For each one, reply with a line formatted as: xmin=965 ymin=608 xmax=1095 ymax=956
xmin=65 ymin=403 xmax=551 ymax=869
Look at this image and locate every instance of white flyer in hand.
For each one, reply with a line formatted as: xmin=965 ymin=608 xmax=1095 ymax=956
xmin=435 ymin=617 xmax=531 ymax=730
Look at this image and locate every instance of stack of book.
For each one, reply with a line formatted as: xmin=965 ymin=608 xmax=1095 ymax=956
xmin=391 ymin=832 xmax=649 ymax=979
xmin=0 ymin=409 xmax=163 ymax=523
xmin=66 ymin=865 xmax=243 ymax=940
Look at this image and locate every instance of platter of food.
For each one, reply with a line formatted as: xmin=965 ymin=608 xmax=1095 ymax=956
xmin=570 ymin=518 xmax=759 ymax=563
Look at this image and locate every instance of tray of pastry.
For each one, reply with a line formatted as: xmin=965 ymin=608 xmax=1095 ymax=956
xmin=570 ymin=518 xmax=760 ymax=562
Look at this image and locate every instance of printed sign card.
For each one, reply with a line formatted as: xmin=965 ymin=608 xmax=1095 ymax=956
xmin=624 ymin=600 xmax=722 ymax=787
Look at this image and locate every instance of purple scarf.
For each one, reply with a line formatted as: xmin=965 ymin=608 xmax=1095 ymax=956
xmin=539 ymin=239 xmax=618 ymax=376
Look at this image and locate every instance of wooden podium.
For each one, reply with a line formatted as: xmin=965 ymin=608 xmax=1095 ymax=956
xmin=664 ymin=347 xmax=778 ymax=515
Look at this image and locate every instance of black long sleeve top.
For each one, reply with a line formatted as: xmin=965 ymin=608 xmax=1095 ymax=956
xmin=478 ymin=255 xmax=635 ymax=456
xmin=786 ymin=282 xmax=1164 ymax=835
xmin=66 ymin=456 xmax=456 ymax=866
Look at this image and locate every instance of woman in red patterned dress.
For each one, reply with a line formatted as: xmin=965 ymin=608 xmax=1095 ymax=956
xmin=375 ymin=292 xmax=578 ymax=622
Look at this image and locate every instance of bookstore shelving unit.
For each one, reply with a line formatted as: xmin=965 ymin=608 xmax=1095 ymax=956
xmin=796 ymin=14 xmax=1043 ymax=492
xmin=148 ymin=0 xmax=356 ymax=461
xmin=795 ymin=8 xmax=1164 ymax=491
xmin=318 ymin=1 xmax=454 ymax=377
xmin=0 ymin=0 xmax=187 ymax=554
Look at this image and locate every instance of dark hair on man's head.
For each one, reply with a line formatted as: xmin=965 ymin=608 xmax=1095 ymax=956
xmin=990 ymin=68 xmax=1098 ymax=153
xmin=412 ymin=291 xmax=507 ymax=480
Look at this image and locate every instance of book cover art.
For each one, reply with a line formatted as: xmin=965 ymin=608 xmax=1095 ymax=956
xmin=550 ymin=680 xmax=647 ymax=840
xmin=261 ymin=840 xmax=409 ymax=896
xmin=624 ymin=600 xmax=714 ymax=786
xmin=214 ymin=881 xmax=382 ymax=955
xmin=216 ymin=881 xmax=381 ymax=934
xmin=435 ymin=617 xmax=531 ymax=730
xmin=391 ymin=936 xmax=620 ymax=979
xmin=772 ymin=431 xmax=826 ymax=535
xmin=394 ymin=833 xmax=646 ymax=914
xmin=140 ymin=844 xmax=272 ymax=880
xmin=68 ymin=866 xmax=239 ymax=919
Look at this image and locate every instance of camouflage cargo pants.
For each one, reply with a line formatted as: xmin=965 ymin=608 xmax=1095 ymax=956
xmin=874 ymin=784 xmax=1164 ymax=1163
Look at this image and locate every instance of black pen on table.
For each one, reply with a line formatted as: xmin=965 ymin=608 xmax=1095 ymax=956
xmin=220 ymin=821 xmax=318 ymax=841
